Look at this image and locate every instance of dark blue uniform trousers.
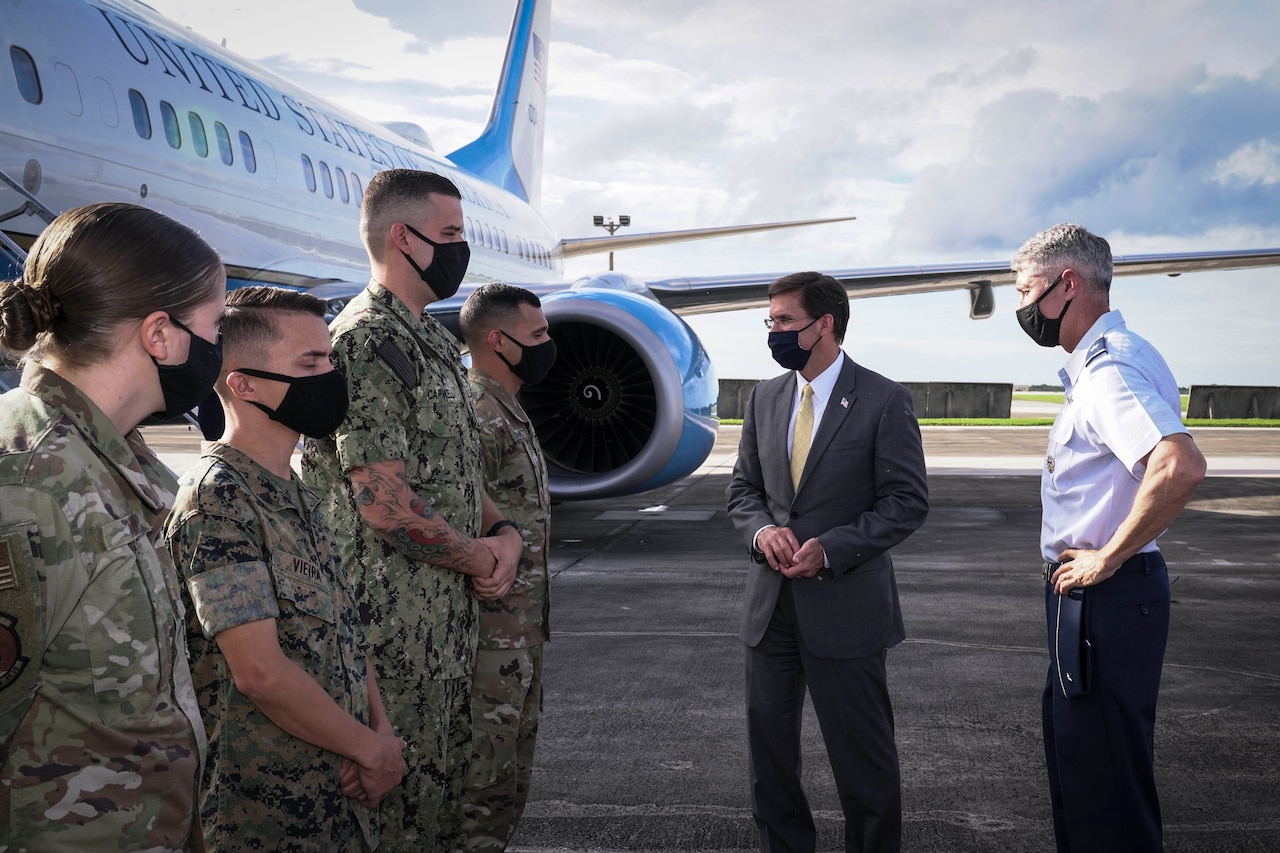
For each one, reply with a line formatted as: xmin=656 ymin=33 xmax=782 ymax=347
xmin=1042 ymin=551 xmax=1170 ymax=852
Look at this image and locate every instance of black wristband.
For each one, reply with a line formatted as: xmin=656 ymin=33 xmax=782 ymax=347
xmin=486 ymin=519 xmax=519 ymax=537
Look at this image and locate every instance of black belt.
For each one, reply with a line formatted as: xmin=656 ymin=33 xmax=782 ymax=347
xmin=1042 ymin=551 xmax=1166 ymax=581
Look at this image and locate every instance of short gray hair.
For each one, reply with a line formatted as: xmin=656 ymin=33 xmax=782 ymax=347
xmin=1011 ymin=223 xmax=1113 ymax=292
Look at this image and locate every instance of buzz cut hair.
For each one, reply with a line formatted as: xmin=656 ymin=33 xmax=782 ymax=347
xmin=360 ymin=169 xmax=462 ymax=261
xmin=459 ymin=282 xmax=542 ymax=349
xmin=1011 ymin=223 xmax=1114 ymax=293
xmin=767 ymin=271 xmax=850 ymax=342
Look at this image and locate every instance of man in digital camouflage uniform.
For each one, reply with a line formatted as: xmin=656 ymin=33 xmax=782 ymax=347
xmin=165 ymin=286 xmax=406 ymax=851
xmin=303 ymin=170 xmax=522 ymax=853
xmin=457 ymin=284 xmax=554 ymax=851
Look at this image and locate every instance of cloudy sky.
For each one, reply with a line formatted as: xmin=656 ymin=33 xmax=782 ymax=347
xmin=144 ymin=0 xmax=1280 ymax=385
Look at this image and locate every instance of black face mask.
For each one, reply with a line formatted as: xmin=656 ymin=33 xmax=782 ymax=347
xmin=1016 ymin=272 xmax=1071 ymax=348
xmin=237 ymin=367 xmax=350 ymax=439
xmin=401 ymin=223 xmax=470 ymax=301
xmin=767 ymin=317 xmax=819 ymax=372
xmin=151 ymin=316 xmax=223 ymax=420
xmin=497 ymin=330 xmax=557 ymax=385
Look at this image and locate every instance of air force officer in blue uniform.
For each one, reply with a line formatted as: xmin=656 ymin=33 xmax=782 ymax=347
xmin=727 ymin=272 xmax=929 ymax=853
xmin=1012 ymin=224 xmax=1207 ymax=852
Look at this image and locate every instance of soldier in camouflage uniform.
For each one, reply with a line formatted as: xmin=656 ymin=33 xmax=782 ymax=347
xmin=302 ymin=170 xmax=523 ymax=853
xmin=164 ymin=287 xmax=406 ymax=852
xmin=0 ymin=203 xmax=221 ymax=850
xmin=457 ymin=284 xmax=554 ymax=852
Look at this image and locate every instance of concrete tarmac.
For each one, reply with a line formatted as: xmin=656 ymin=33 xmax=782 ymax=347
xmin=515 ymin=426 xmax=1280 ymax=853
xmin=143 ymin=423 xmax=1280 ymax=852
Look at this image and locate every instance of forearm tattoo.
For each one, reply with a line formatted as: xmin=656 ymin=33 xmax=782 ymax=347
xmin=352 ymin=464 xmax=489 ymax=573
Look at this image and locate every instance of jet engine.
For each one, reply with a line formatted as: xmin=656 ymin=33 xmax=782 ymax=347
xmin=523 ymin=287 xmax=718 ymax=500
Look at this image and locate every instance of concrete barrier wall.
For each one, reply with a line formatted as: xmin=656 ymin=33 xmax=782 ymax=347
xmin=903 ymin=382 xmax=1012 ymax=418
xmin=718 ymin=379 xmax=761 ymax=420
xmin=1186 ymin=386 xmax=1279 ymax=419
xmin=717 ymin=379 xmax=1012 ymax=419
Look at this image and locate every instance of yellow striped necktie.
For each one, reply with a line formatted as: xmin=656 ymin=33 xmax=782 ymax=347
xmin=790 ymin=383 xmax=814 ymax=489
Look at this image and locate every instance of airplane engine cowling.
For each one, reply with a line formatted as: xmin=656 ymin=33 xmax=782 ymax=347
xmin=520 ymin=288 xmax=718 ymax=500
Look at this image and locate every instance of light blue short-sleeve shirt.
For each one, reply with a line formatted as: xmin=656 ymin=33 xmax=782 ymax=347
xmin=1040 ymin=310 xmax=1189 ymax=561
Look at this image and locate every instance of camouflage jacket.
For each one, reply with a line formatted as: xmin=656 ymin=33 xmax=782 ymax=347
xmin=0 ymin=363 xmax=204 ymax=852
xmin=468 ymin=369 xmax=551 ymax=649
xmin=302 ymin=281 xmax=482 ymax=681
xmin=164 ymin=442 xmax=374 ymax=851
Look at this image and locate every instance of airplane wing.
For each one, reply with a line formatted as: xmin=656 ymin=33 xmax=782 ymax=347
xmin=633 ymin=247 xmax=1280 ymax=319
xmin=557 ymin=216 xmax=855 ymax=258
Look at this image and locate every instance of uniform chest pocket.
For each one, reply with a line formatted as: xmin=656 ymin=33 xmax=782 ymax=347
xmin=1046 ymin=418 xmax=1086 ymax=485
xmin=269 ymin=550 xmax=335 ymax=624
xmin=415 ymin=376 xmax=464 ymax=431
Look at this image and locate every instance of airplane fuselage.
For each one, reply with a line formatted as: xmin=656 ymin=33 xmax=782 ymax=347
xmin=1 ymin=0 xmax=561 ymax=288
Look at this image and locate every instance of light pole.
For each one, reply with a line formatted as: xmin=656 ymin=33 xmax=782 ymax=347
xmin=592 ymin=214 xmax=630 ymax=270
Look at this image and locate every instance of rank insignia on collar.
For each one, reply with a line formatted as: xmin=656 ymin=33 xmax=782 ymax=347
xmin=1046 ymin=455 xmax=1055 ymax=473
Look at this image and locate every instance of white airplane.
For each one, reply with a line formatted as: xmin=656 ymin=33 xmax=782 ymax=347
xmin=3 ymin=0 xmax=1278 ymax=499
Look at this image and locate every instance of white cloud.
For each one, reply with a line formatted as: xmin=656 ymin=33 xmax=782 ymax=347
xmin=1213 ymin=140 xmax=1280 ymax=187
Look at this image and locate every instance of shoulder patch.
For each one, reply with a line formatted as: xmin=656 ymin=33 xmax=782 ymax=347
xmin=370 ymin=338 xmax=419 ymax=390
xmin=1085 ymin=335 xmax=1108 ymax=366
xmin=0 ymin=527 xmax=40 ymax=695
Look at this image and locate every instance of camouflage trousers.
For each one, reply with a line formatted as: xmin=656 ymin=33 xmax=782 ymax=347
xmin=375 ymin=675 xmax=472 ymax=853
xmin=460 ymin=645 xmax=544 ymax=852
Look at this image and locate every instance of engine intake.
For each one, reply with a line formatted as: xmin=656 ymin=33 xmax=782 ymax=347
xmin=520 ymin=288 xmax=717 ymax=499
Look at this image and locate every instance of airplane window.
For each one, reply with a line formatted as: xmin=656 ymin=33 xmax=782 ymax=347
xmin=301 ymin=155 xmax=316 ymax=193
xmin=319 ymin=161 xmax=333 ymax=198
xmin=239 ymin=131 xmax=256 ymax=174
xmin=128 ymin=89 xmax=151 ymax=139
xmin=335 ymin=166 xmax=349 ymax=203
xmin=215 ymin=122 xmax=233 ymax=165
xmin=54 ymin=63 xmax=82 ymax=117
xmin=351 ymin=174 xmax=363 ymax=205
xmin=500 ymin=230 xmax=509 ymax=253
xmin=160 ymin=101 xmax=181 ymax=149
xmin=94 ymin=77 xmax=119 ymax=128
xmin=465 ymin=216 xmax=473 ymax=241
xmin=189 ymin=113 xmax=208 ymax=158
xmin=9 ymin=47 xmax=41 ymax=105
xmin=256 ymin=138 xmax=278 ymax=179
xmin=482 ymin=223 xmax=492 ymax=248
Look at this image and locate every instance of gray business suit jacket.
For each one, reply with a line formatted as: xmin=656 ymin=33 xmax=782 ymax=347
xmin=726 ymin=354 xmax=929 ymax=659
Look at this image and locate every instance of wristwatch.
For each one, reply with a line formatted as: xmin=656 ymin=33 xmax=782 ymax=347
xmin=486 ymin=519 xmax=520 ymax=537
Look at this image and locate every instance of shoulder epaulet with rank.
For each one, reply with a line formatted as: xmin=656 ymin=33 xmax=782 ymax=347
xmin=1085 ymin=335 xmax=1108 ymax=366
xmin=369 ymin=338 xmax=419 ymax=390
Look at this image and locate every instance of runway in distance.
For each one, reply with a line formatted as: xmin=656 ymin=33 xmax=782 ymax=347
xmin=3 ymin=0 xmax=1279 ymax=499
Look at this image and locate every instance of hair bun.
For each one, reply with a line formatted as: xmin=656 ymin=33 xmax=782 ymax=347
xmin=16 ymin=280 xmax=60 ymax=333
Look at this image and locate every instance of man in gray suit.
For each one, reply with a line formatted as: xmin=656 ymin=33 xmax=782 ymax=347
xmin=727 ymin=271 xmax=929 ymax=853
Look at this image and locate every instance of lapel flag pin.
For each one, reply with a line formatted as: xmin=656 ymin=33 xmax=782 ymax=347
xmin=840 ymin=397 xmax=849 ymax=408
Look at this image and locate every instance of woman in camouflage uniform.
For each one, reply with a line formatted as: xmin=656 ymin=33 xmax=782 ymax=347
xmin=0 ymin=203 xmax=223 ymax=851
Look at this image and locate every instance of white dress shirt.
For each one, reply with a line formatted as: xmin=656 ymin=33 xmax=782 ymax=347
xmin=754 ymin=355 xmax=848 ymax=562
xmin=787 ymin=356 xmax=844 ymax=456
